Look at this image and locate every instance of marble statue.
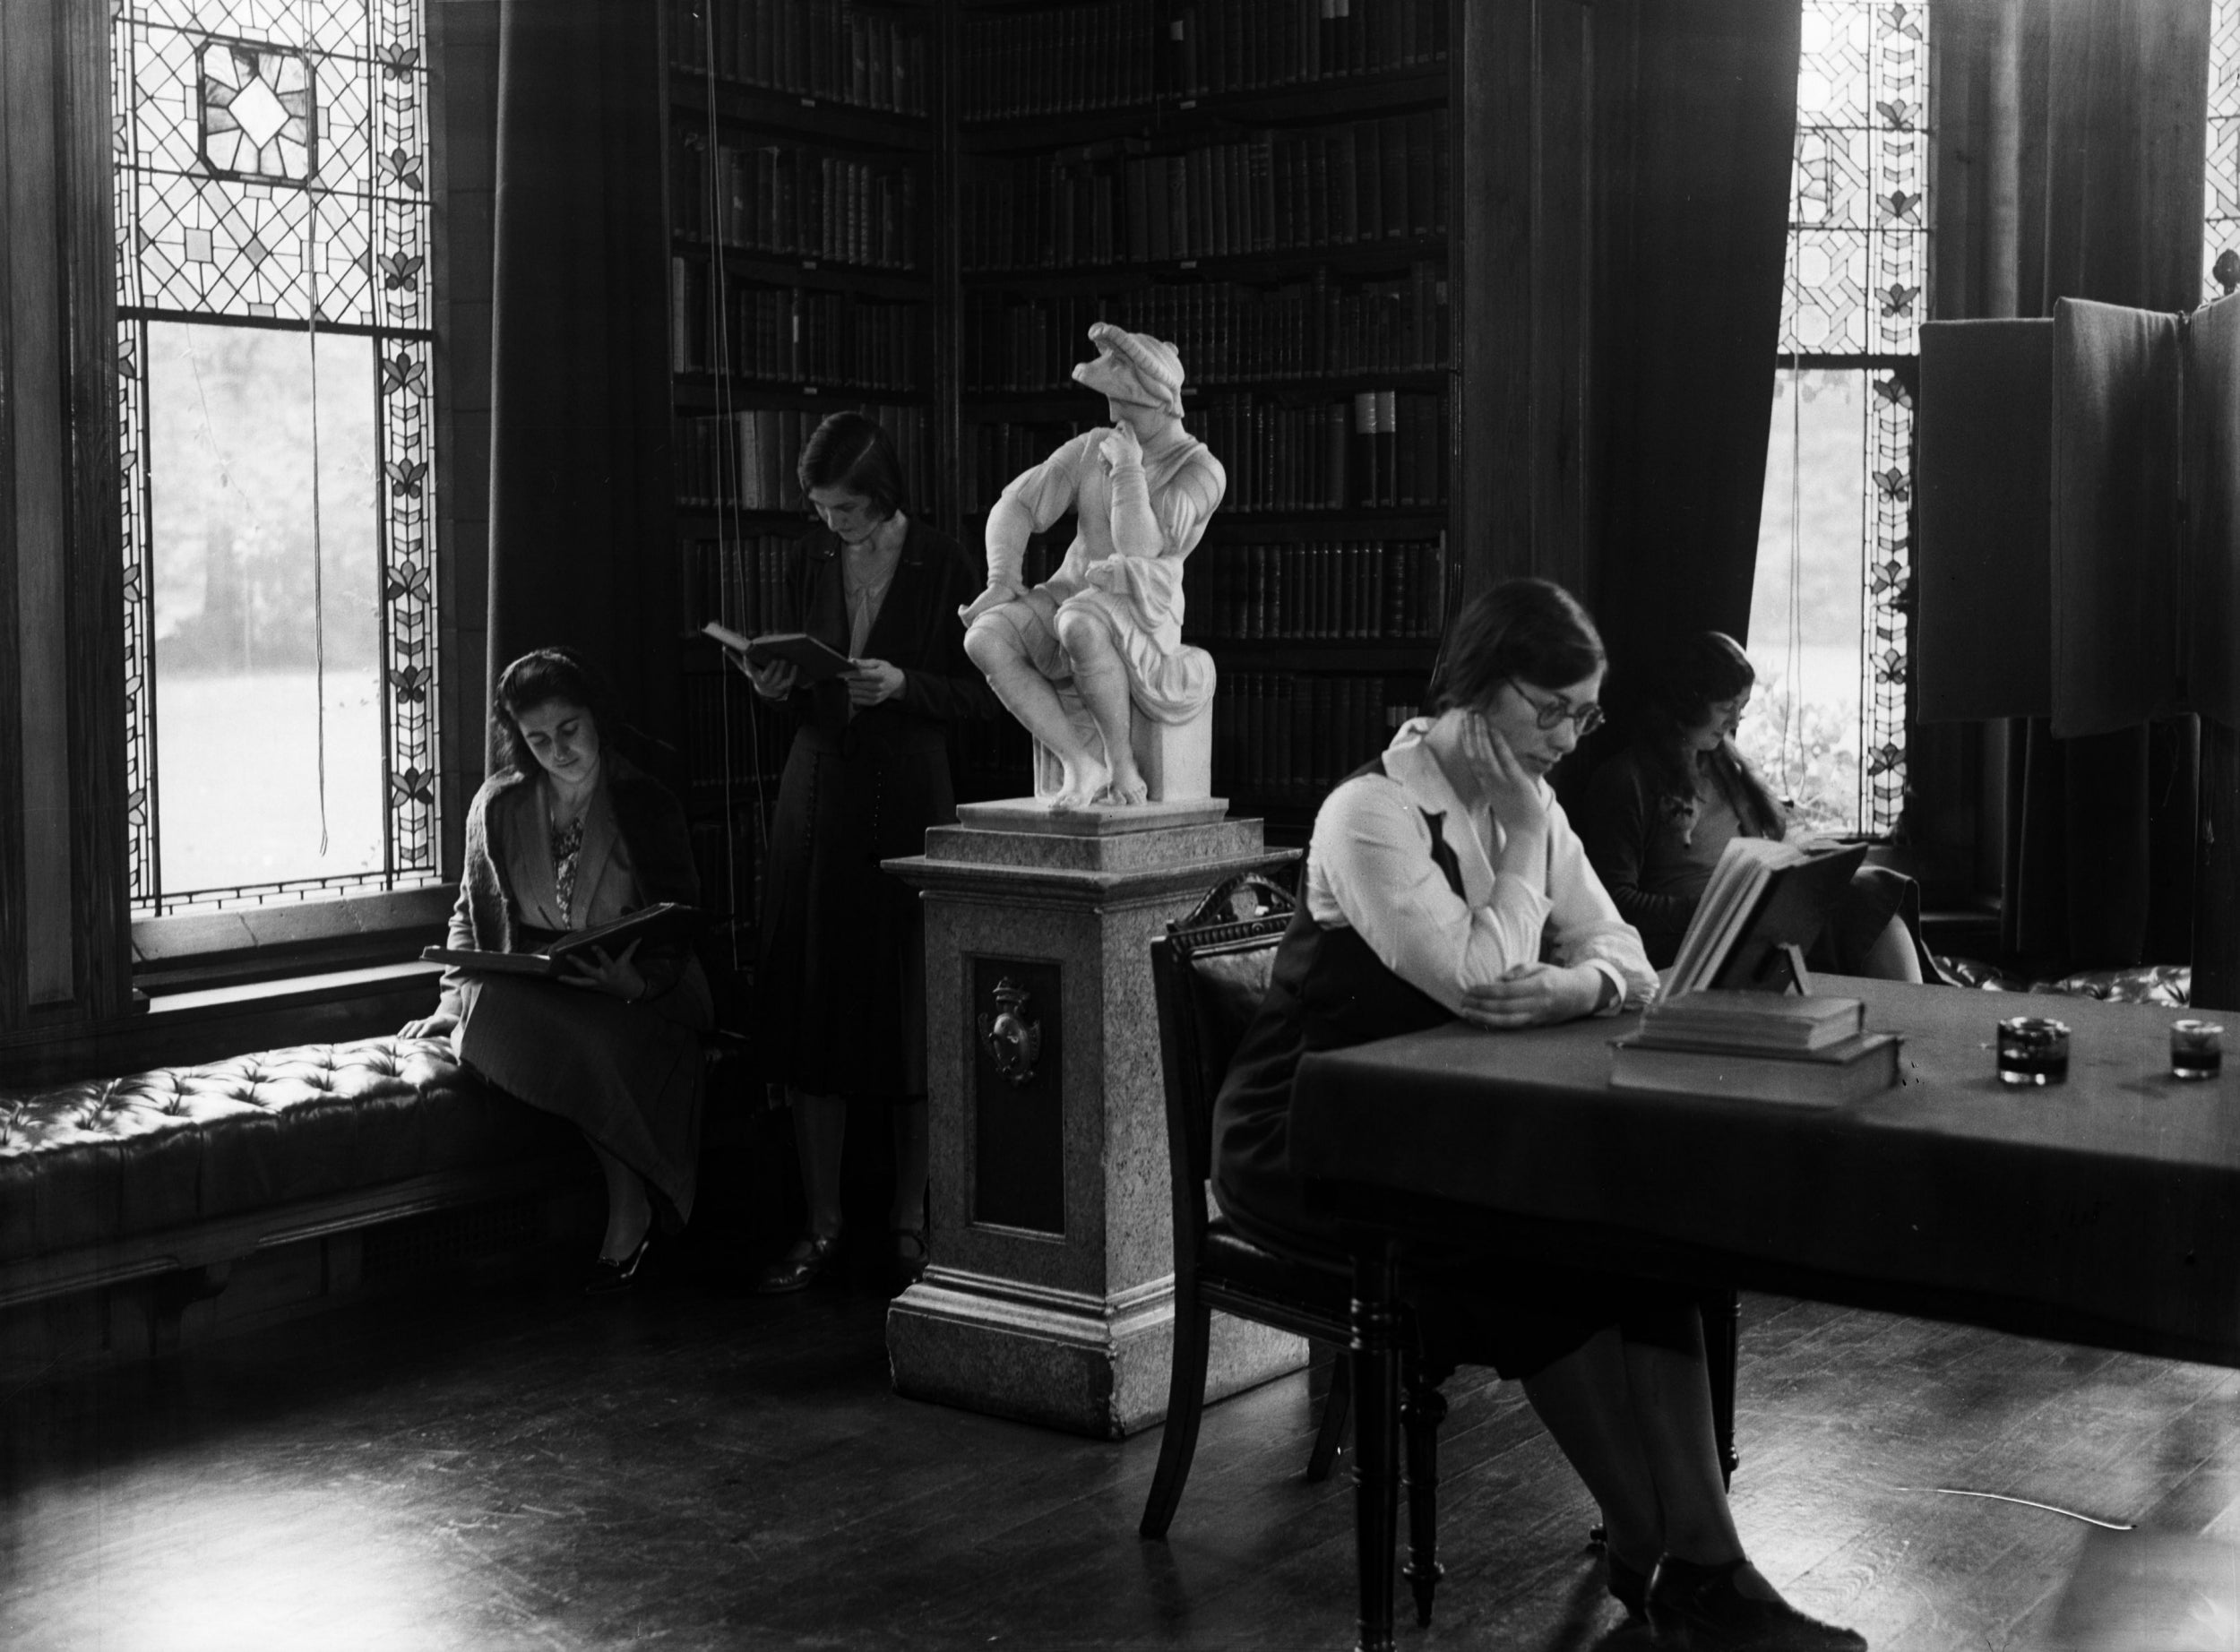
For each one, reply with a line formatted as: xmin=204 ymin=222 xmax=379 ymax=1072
xmin=959 ymin=323 xmax=1227 ymax=808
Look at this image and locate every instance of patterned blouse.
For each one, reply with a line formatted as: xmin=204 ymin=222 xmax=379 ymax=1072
xmin=550 ymin=813 xmax=588 ymax=925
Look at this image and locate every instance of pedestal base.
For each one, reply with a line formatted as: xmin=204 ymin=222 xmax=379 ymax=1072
xmin=883 ymin=813 xmax=1305 ymax=1439
xmin=887 ymin=1270 xmax=1307 ymax=1440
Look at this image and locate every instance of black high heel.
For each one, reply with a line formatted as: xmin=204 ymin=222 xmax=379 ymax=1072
xmin=583 ymin=1230 xmax=654 ymax=1295
xmin=1646 ymin=1555 xmax=1865 ymax=1648
xmin=754 ymin=1231 xmax=842 ymax=1295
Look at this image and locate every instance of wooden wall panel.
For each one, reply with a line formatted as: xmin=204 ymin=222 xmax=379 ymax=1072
xmin=0 ymin=0 xmax=130 ymax=1037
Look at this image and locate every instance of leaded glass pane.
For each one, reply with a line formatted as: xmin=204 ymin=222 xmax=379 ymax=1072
xmin=114 ymin=0 xmax=435 ymax=912
xmin=1756 ymin=2 xmax=1925 ymax=839
xmin=1782 ymin=1 xmax=1927 ymax=357
xmin=2209 ymin=0 xmax=2240 ymax=295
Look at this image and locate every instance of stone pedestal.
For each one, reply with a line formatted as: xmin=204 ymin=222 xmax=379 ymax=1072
xmin=883 ymin=803 xmax=1305 ymax=1439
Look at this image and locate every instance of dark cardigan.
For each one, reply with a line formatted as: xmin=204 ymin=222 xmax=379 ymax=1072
xmin=439 ymin=750 xmax=701 ymax=1015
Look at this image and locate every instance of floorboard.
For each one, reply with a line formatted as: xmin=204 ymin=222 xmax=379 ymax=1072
xmin=6 ymin=1266 xmax=2239 ymax=1650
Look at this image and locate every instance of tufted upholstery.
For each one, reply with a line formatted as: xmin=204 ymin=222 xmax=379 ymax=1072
xmin=1936 ymin=957 xmax=2193 ymax=1007
xmin=0 ymin=1037 xmax=577 ymax=1266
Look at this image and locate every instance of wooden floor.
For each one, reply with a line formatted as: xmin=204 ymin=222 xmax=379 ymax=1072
xmin=5 ymin=1250 xmax=2240 ymax=1651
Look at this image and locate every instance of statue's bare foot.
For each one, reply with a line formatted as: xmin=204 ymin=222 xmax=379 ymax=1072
xmin=1052 ymin=749 xmax=1111 ymax=811
xmin=1096 ymin=761 xmax=1150 ymax=807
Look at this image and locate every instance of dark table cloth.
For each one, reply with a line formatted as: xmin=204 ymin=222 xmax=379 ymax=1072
xmin=1291 ymin=977 xmax=2240 ymax=1365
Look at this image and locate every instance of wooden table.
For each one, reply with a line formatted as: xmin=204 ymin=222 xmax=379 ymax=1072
xmin=1289 ymin=977 xmax=2240 ymax=1652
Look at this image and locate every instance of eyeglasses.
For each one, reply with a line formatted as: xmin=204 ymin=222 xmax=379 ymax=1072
xmin=1509 ymin=679 xmax=1606 ymax=737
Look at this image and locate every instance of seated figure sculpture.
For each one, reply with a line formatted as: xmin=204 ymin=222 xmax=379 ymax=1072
xmin=959 ymin=323 xmax=1227 ymax=807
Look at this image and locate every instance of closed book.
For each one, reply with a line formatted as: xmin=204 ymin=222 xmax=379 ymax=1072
xmin=1639 ymin=991 xmax=1868 ymax=1053
xmin=1608 ymin=1031 xmax=1903 ymax=1106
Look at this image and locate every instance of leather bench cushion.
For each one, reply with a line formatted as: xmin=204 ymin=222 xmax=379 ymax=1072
xmin=0 ymin=1037 xmax=579 ymax=1261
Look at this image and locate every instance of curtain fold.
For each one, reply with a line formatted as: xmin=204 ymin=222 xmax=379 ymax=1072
xmin=1932 ymin=0 xmax=2210 ymax=975
xmin=486 ymin=0 xmax=676 ymax=769
xmin=1590 ymin=0 xmax=1801 ymax=675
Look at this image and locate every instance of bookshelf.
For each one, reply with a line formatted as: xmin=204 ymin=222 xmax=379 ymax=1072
xmin=661 ymin=0 xmax=948 ymax=959
xmin=656 ymin=0 xmax=1463 ymax=959
xmin=952 ymin=0 xmax=1456 ymax=828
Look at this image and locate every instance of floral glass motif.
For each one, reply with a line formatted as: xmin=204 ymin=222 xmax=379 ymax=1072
xmin=2208 ymin=0 xmax=2240 ymax=297
xmin=113 ymin=0 xmax=437 ymax=913
xmin=1768 ymin=0 xmax=1926 ymax=837
xmin=197 ymin=38 xmax=316 ymax=184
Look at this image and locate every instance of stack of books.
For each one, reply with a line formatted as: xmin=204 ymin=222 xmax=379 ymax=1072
xmin=1610 ymin=991 xmax=1903 ymax=1106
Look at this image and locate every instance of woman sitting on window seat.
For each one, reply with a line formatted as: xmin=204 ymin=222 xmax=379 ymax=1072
xmin=401 ymin=648 xmax=712 ymax=1294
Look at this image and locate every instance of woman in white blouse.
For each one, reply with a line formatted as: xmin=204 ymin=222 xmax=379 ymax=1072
xmin=1210 ymin=580 xmax=1859 ymax=1650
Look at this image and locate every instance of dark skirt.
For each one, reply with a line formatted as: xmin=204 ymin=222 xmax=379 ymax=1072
xmin=1813 ymin=864 xmax=1921 ymax=977
xmin=456 ymin=962 xmax=712 ymax=1224
xmin=755 ymin=720 xmax=951 ymax=1098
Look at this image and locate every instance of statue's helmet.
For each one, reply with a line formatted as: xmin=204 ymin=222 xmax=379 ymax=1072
xmin=1072 ymin=323 xmax=1185 ymax=416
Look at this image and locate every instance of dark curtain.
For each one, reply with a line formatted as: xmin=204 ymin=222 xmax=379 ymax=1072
xmin=1590 ymin=0 xmax=1801 ymax=680
xmin=486 ymin=0 xmax=677 ymax=775
xmin=1969 ymin=0 xmax=2210 ymax=975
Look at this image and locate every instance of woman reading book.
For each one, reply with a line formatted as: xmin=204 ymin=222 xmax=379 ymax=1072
xmin=400 ymin=648 xmax=712 ymax=1292
xmin=720 ymin=411 xmax=995 ymax=1295
xmin=1580 ymin=630 xmax=1925 ymax=981
xmin=1211 ymin=581 xmax=1862 ymax=1648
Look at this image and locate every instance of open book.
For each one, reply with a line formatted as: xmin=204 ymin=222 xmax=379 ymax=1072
xmin=1661 ymin=839 xmax=1871 ymax=997
xmin=422 ymin=902 xmax=702 ymax=979
xmin=701 ymin=621 xmax=854 ymax=682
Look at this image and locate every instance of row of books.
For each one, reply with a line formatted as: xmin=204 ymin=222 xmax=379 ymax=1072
xmin=676 ymin=403 xmax=929 ymax=512
xmin=682 ymin=532 xmax=807 ymax=640
xmin=672 ymin=132 xmax=920 ymax=270
xmin=959 ymin=2 xmax=1160 ymax=121
xmin=1194 ymin=390 xmax=1445 ymax=513
xmin=1212 ymin=675 xmax=1423 ymax=804
xmin=682 ymin=669 xmax=794 ymax=794
xmin=960 ymin=265 xmax=1447 ymax=391
xmin=668 ymin=0 xmax=931 ymax=116
xmin=958 ymin=115 xmax=1447 ymax=271
xmin=959 ymin=391 xmax=1445 ymax=515
xmin=668 ymin=262 xmax=924 ymax=386
xmin=1169 ymin=0 xmax=1449 ymax=97
xmin=1179 ymin=537 xmax=1445 ymax=643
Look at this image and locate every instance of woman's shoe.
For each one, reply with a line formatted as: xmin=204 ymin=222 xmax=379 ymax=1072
xmin=583 ymin=1230 xmax=654 ymax=1296
xmin=1646 ymin=1555 xmax=1865 ymax=1648
xmin=1606 ymin=1552 xmax=1650 ymax=1618
xmin=889 ymin=1226 xmax=929 ymax=1295
xmin=754 ymin=1231 xmax=842 ymax=1295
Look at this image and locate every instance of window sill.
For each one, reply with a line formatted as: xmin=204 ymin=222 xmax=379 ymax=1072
xmin=133 ymin=884 xmax=458 ymax=997
xmin=3 ymin=959 xmax=449 ymax=1091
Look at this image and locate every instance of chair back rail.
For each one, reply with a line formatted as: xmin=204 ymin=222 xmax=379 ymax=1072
xmin=1150 ymin=874 xmax=1297 ymax=1271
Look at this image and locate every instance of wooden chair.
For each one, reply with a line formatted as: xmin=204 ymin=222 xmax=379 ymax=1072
xmin=1137 ymin=871 xmax=1746 ymax=1625
xmin=1138 ymin=873 xmax=1454 ymax=1627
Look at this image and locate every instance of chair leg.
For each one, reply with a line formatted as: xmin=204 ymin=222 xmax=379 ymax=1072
xmin=1700 ymin=1287 xmax=1742 ymax=1486
xmin=1307 ymin=1342 xmax=1351 ymax=1484
xmin=1140 ymin=1290 xmax=1213 ymax=1539
xmin=1400 ymin=1364 xmax=1448 ymax=1628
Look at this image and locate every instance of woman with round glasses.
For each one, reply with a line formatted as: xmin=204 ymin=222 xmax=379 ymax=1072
xmin=1581 ymin=629 xmax=1925 ymax=980
xmin=1210 ymin=581 xmax=1861 ymax=1648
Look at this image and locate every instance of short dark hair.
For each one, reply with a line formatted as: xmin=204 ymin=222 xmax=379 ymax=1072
xmin=797 ymin=410 xmax=907 ymax=519
xmin=1635 ymin=630 xmax=1786 ymax=839
xmin=1432 ymin=578 xmax=1606 ymax=714
xmin=489 ymin=647 xmax=617 ymax=777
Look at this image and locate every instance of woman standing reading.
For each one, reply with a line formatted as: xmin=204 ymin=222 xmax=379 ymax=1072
xmin=726 ymin=412 xmax=995 ymax=1295
xmin=402 ymin=648 xmax=712 ymax=1292
xmin=1212 ymin=581 xmax=1862 ymax=1648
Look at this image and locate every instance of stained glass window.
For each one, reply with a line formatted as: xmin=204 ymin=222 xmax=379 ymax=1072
xmin=1744 ymin=0 xmax=1926 ymax=838
xmin=114 ymin=0 xmax=436 ymax=913
xmin=2208 ymin=0 xmax=2240 ymax=296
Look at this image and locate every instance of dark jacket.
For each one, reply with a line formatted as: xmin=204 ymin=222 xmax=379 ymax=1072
xmin=755 ymin=519 xmax=995 ymax=1096
xmin=439 ymin=750 xmax=702 ymax=1017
